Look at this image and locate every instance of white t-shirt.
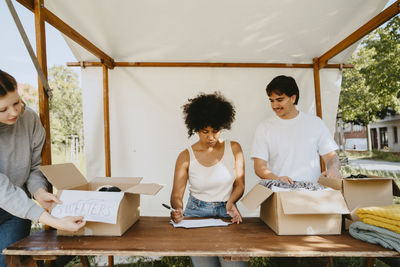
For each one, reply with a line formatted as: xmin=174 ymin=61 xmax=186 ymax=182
xmin=188 ymin=140 xmax=236 ymax=202
xmin=251 ymin=111 xmax=338 ymax=183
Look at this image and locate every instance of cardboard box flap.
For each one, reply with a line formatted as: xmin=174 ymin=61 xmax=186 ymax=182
xmin=342 ymin=175 xmax=400 ymax=197
xmin=90 ymin=177 xmax=143 ymax=191
xmin=343 ymin=179 xmax=395 ymax=211
xmin=40 ymin=163 xmax=87 ymax=190
xmin=241 ymin=184 xmax=274 ymax=211
xmin=280 ymin=190 xmax=349 ymax=215
xmin=393 ymin=180 xmax=400 ymax=197
xmin=345 ymin=177 xmax=392 ymax=181
xmin=318 ymin=176 xmax=342 ymax=191
xmin=125 ymin=183 xmax=163 ymax=195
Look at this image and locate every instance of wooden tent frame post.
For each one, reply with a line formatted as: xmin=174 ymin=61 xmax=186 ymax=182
xmin=34 ymin=0 xmax=51 ymax=166
xmin=312 ymin=57 xmax=326 ymax=172
xmin=101 ymin=63 xmax=113 ymax=266
xmin=103 ymin=64 xmax=112 ymax=177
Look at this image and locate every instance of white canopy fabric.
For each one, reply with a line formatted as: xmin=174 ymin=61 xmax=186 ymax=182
xmin=45 ymin=0 xmax=388 ymax=216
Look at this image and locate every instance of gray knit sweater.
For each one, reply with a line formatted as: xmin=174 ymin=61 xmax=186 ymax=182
xmin=0 ymin=107 xmax=47 ymax=221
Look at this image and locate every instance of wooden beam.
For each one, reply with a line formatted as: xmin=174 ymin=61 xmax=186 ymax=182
xmin=102 ymin=65 xmax=111 ymax=177
xmin=67 ymin=61 xmax=353 ymax=69
xmin=102 ymin=65 xmax=116 ymax=267
xmin=319 ymin=0 xmax=400 ymax=68
xmin=313 ymin=58 xmax=326 ymax=172
xmin=34 ymin=0 xmax=51 ymax=166
xmin=16 ymin=0 xmax=114 ymax=69
xmin=108 ymin=256 xmax=114 ymax=267
xmin=312 ymin=58 xmax=323 ymax=119
xmin=16 ymin=0 xmax=34 ymax=12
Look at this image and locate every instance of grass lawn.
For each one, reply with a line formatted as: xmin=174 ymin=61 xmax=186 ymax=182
xmin=345 ymin=150 xmax=400 ymax=163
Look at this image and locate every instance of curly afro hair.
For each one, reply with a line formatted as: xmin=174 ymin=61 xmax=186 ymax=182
xmin=182 ymin=92 xmax=236 ymax=137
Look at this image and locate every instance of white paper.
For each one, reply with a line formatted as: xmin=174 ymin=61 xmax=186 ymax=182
xmin=170 ymin=218 xmax=231 ymax=228
xmin=51 ymin=190 xmax=124 ymax=224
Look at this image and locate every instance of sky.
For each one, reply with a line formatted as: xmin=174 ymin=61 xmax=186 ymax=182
xmin=0 ymin=0 xmax=77 ymax=86
xmin=0 ymin=0 xmax=397 ymax=87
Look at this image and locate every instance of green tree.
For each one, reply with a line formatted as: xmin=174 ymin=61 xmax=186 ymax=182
xmin=48 ymin=65 xmax=83 ymax=150
xmin=339 ymin=16 xmax=400 ymax=126
xmin=18 ymin=83 xmax=38 ymax=113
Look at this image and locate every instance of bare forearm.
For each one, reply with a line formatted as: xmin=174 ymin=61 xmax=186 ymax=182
xmin=254 ymin=159 xmax=293 ymax=184
xmin=38 ymin=211 xmax=58 ymax=227
xmin=170 ymin=195 xmax=183 ymax=210
xmin=228 ymin=182 xmax=244 ymax=204
xmin=322 ymin=153 xmax=342 ymax=179
xmin=326 ymin=155 xmax=340 ymax=171
xmin=255 ymin=165 xmax=278 ymax=180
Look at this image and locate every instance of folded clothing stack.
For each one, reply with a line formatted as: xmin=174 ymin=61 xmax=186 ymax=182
xmin=349 ymin=221 xmax=400 ymax=252
xmin=349 ymin=205 xmax=400 ymax=253
xmin=259 ymin=180 xmax=327 ymax=191
xmin=356 ymin=205 xmax=400 ymax=234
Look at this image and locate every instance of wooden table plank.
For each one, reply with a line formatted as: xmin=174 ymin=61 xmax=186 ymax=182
xmin=3 ymin=217 xmax=399 ymax=258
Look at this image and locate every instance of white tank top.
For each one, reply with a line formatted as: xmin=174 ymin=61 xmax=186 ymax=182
xmin=188 ymin=140 xmax=236 ymax=202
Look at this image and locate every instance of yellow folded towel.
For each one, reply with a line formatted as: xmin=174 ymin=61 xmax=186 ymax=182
xmin=356 ymin=205 xmax=400 ymax=234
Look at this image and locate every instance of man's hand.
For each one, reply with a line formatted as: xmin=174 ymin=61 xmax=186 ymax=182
xmin=277 ymin=176 xmax=294 ymax=184
xmin=33 ymin=188 xmax=62 ymax=211
xmin=320 ymin=169 xmax=342 ymax=179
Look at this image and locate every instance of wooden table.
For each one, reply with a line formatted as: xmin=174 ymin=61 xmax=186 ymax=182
xmin=3 ymin=217 xmax=399 ymax=266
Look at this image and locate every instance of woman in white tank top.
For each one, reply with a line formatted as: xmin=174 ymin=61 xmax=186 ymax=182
xmin=170 ymin=92 xmax=246 ymax=267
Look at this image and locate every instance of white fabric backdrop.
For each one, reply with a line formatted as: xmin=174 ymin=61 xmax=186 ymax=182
xmin=81 ymin=68 xmax=342 ymax=216
xmin=46 ymin=0 xmax=386 ymax=63
xmin=44 ymin=0 xmax=388 ymax=216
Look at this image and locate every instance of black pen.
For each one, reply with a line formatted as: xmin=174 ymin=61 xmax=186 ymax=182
xmin=162 ymin=203 xmax=176 ymax=212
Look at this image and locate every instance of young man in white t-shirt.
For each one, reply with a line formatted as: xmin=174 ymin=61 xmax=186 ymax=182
xmin=251 ymin=75 xmax=341 ymax=266
xmin=251 ymin=75 xmax=341 ymax=184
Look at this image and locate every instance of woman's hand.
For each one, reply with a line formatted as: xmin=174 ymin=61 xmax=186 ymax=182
xmin=54 ymin=216 xmax=86 ymax=232
xmin=38 ymin=212 xmax=86 ymax=232
xmin=226 ymin=202 xmax=242 ymax=224
xmin=170 ymin=209 xmax=184 ymax=223
xmin=33 ymin=188 xmax=62 ymax=211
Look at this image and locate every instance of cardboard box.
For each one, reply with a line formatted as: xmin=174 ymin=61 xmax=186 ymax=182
xmin=40 ymin=163 xmax=163 ymax=236
xmin=319 ymin=175 xmax=400 ymax=224
xmin=241 ymin=184 xmax=349 ymax=235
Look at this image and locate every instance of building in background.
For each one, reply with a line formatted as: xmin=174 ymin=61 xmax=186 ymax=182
xmin=343 ymin=124 xmax=368 ymax=151
xmin=370 ymin=114 xmax=400 ymax=152
xmin=335 ymin=114 xmax=400 ymax=152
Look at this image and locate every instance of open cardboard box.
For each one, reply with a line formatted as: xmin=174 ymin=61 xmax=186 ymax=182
xmin=319 ymin=175 xmax=400 ymax=227
xmin=241 ymin=183 xmax=349 ymax=235
xmin=40 ymin=163 xmax=163 ymax=236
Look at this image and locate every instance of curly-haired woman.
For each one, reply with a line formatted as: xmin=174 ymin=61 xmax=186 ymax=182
xmin=170 ymin=92 xmax=246 ymax=267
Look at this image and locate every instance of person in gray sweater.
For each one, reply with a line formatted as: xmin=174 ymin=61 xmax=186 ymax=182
xmin=0 ymin=70 xmax=85 ymax=267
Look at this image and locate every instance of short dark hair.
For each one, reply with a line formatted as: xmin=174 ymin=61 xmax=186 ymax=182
xmin=266 ymin=75 xmax=299 ymax=105
xmin=0 ymin=69 xmax=17 ymax=97
xmin=183 ymin=92 xmax=236 ymax=137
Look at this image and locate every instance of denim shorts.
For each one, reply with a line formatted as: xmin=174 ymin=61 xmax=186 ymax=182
xmin=184 ymin=194 xmax=230 ymax=218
